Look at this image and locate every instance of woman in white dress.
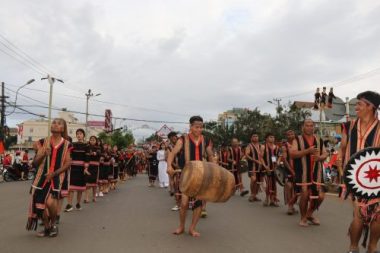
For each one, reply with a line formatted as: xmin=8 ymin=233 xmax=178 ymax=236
xmin=157 ymin=143 xmax=169 ymax=188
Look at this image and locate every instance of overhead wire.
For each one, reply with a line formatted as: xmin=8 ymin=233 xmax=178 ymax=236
xmin=0 ymin=47 xmax=45 ymax=75
xmin=4 ymin=82 xmax=190 ymax=117
xmin=0 ymin=32 xmax=60 ymax=77
xmin=10 ymin=104 xmax=188 ymax=124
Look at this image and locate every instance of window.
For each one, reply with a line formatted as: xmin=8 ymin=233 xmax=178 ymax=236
xmin=29 ymin=128 xmax=34 ymax=133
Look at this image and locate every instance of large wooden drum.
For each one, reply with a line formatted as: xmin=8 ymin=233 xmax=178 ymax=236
xmin=180 ymin=161 xmax=235 ymax=203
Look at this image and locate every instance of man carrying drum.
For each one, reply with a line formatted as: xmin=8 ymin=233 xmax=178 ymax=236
xmin=341 ymin=91 xmax=380 ymax=253
xmin=167 ymin=116 xmax=215 ymax=237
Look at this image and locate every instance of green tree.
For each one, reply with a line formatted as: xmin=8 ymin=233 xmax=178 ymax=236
xmin=98 ymin=132 xmax=110 ymax=144
xmin=145 ymin=133 xmax=162 ymax=143
xmin=98 ymin=130 xmax=135 ymax=149
xmin=204 ymin=103 xmax=311 ymax=146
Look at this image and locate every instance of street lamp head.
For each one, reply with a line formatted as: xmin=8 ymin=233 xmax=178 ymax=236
xmin=267 ymin=100 xmax=273 ymax=104
xmin=95 ymin=93 xmax=101 ymax=97
xmin=26 ymin=79 xmax=35 ymax=84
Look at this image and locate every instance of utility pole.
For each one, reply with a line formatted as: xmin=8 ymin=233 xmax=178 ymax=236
xmin=41 ymin=75 xmax=64 ymax=170
xmin=0 ymin=82 xmax=9 ymax=143
xmin=85 ymin=89 xmax=101 ymax=137
xmin=267 ymin=98 xmax=282 ymax=114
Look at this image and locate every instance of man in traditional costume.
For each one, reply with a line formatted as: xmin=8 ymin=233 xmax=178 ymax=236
xmin=262 ymin=133 xmax=280 ymax=207
xmin=26 ymin=118 xmax=72 ymax=237
xmin=245 ymin=132 xmax=264 ymax=202
xmin=341 ymin=91 xmax=380 ymax=253
xmin=290 ymin=119 xmax=327 ymax=227
xmin=228 ymin=137 xmax=249 ymax=197
xmin=168 ymin=116 xmax=214 ymax=237
xmin=281 ymin=129 xmax=298 ymax=215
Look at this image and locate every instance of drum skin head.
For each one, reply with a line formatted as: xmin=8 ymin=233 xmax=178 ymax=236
xmin=344 ymin=147 xmax=380 ymax=200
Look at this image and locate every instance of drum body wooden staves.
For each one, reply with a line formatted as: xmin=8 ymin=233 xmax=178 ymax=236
xmin=179 ymin=161 xmax=235 ymax=203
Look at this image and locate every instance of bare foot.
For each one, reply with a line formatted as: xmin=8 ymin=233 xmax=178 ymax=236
xmin=173 ymin=227 xmax=184 ymax=235
xmin=189 ymin=230 xmax=201 ymax=237
xmin=299 ymin=220 xmax=309 ymax=227
xmin=307 ymin=217 xmax=320 ymax=225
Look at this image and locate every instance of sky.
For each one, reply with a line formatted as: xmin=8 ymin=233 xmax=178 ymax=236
xmin=1 ymin=0 xmax=380 ymax=139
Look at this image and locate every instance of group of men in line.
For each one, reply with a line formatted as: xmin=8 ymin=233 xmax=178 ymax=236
xmin=156 ymin=117 xmax=324 ymax=237
xmin=152 ymin=91 xmax=379 ymax=253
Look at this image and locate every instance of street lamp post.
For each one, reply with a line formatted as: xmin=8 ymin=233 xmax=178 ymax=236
xmin=41 ymin=75 xmax=64 ymax=170
xmin=85 ymin=89 xmax=101 ymax=137
xmin=5 ymin=79 xmax=35 ymax=116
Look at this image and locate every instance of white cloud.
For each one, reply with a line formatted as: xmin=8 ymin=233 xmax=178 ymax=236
xmin=1 ymin=0 xmax=380 ymax=138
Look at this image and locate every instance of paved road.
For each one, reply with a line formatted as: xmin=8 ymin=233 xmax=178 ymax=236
xmin=0 ymin=174 xmax=372 ymax=253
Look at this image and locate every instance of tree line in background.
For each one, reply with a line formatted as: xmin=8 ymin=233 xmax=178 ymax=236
xmin=203 ymin=103 xmax=311 ymax=147
xmin=98 ymin=130 xmax=135 ymax=149
xmin=143 ymin=103 xmax=311 ymax=148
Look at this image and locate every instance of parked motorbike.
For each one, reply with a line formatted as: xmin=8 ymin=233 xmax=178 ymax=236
xmin=2 ymin=164 xmax=35 ymax=182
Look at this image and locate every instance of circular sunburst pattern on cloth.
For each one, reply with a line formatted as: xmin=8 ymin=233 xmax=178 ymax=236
xmin=344 ymin=147 xmax=380 ymax=200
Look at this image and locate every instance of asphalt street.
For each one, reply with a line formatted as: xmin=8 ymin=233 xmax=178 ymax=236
xmin=0 ymin=174 xmax=374 ymax=253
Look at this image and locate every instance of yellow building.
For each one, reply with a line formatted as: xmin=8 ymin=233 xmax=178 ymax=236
xmin=17 ymin=111 xmax=104 ymax=146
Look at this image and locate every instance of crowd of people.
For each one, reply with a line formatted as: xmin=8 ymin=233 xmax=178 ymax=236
xmin=24 ymin=90 xmax=379 ymax=253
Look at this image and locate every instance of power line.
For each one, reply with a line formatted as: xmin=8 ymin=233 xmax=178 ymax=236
xmin=4 ymin=87 xmax=60 ymax=108
xmin=278 ymin=67 xmax=380 ymax=100
xmin=0 ymin=33 xmax=54 ymax=74
xmin=0 ymin=40 xmax=48 ymax=75
xmin=10 ymin=104 xmax=188 ymax=124
xmin=10 ymin=105 xmax=47 ymax=118
xmin=0 ymin=47 xmax=45 ymax=75
xmin=4 ymin=82 xmax=190 ymax=117
xmin=92 ymin=99 xmax=190 ymax=117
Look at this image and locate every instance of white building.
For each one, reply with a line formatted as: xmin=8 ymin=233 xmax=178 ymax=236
xmin=17 ymin=111 xmax=104 ymax=145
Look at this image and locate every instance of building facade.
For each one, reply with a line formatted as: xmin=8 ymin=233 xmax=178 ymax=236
xmin=217 ymin=108 xmax=247 ymax=128
xmin=17 ymin=111 xmax=104 ymax=146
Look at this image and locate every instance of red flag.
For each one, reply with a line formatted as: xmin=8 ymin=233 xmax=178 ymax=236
xmin=0 ymin=140 xmax=5 ymax=154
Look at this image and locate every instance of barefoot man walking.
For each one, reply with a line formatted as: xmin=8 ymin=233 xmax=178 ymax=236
xmin=167 ymin=116 xmax=215 ymax=237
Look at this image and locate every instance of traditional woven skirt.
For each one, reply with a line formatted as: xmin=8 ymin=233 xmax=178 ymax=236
xmin=61 ymin=172 xmax=69 ymax=197
xmin=112 ymin=164 xmax=119 ymax=182
xmin=86 ymin=162 xmax=99 ymax=187
xmin=108 ymin=163 xmax=114 ymax=181
xmin=126 ymin=161 xmax=136 ymax=176
xmin=98 ymin=163 xmax=109 ymax=184
xmin=148 ymin=163 xmax=158 ymax=181
xmin=69 ymin=165 xmax=86 ymax=191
